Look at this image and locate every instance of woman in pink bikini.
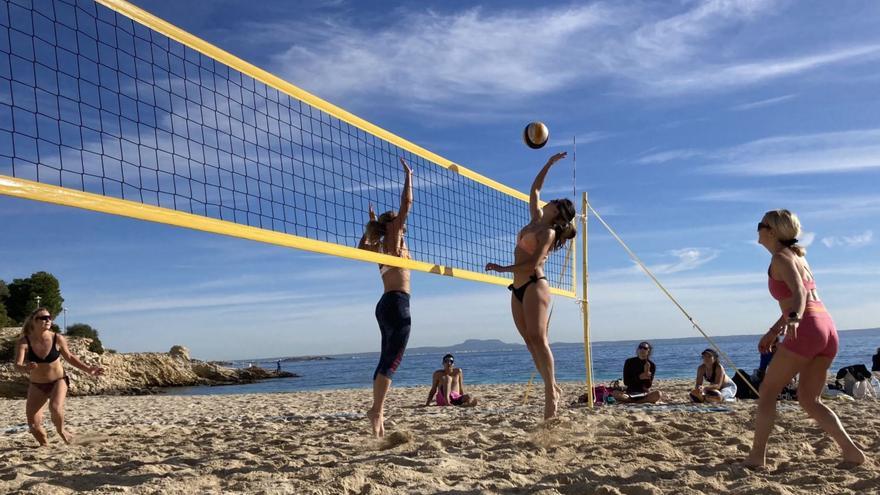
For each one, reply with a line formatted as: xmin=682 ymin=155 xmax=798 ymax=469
xmin=746 ymin=209 xmax=865 ymax=468
xmin=485 ymin=152 xmax=576 ymax=419
xmin=14 ymin=307 xmax=104 ymax=446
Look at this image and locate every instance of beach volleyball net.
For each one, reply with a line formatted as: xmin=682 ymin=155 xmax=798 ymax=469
xmin=0 ymin=0 xmax=575 ymax=296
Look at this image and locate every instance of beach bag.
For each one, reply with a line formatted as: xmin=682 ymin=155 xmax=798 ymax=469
xmin=852 ymin=379 xmax=872 ymax=399
xmin=593 ymin=385 xmax=612 ymax=404
xmin=733 ymin=368 xmax=758 ymax=399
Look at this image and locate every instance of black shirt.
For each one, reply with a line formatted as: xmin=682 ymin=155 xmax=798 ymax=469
xmin=623 ymin=357 xmax=655 ymax=394
xmin=872 ymin=353 xmax=880 ymax=372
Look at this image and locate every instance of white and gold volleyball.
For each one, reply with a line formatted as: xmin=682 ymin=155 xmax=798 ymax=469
xmin=523 ymin=122 xmax=549 ymax=149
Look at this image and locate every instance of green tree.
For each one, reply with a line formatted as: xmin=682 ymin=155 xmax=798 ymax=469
xmin=6 ymin=272 xmax=64 ymax=323
xmin=65 ymin=323 xmax=104 ymax=354
xmin=0 ymin=279 xmax=9 ymax=327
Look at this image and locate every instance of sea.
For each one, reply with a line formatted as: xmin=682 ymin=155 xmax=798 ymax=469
xmin=165 ymin=328 xmax=880 ymax=396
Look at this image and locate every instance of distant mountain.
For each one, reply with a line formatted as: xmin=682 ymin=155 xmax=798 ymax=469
xmin=405 ymin=339 xmax=526 ymax=355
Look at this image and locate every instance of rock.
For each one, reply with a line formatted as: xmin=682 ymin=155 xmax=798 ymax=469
xmin=0 ymin=328 xmax=298 ymax=398
xmin=169 ymin=345 xmax=190 ymax=361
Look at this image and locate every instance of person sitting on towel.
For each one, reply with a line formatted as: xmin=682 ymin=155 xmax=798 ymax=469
xmin=612 ymin=342 xmax=662 ymax=404
xmin=690 ymin=348 xmax=737 ymax=403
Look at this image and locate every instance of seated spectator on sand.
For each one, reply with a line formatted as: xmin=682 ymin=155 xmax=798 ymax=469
xmin=425 ymin=354 xmax=477 ymax=407
xmin=612 ymin=342 xmax=662 ymax=404
xmin=872 ymin=347 xmax=880 ymax=373
xmin=690 ymin=349 xmax=737 ymax=403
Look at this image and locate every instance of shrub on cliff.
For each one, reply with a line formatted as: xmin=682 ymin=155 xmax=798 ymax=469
xmin=65 ymin=323 xmax=105 ymax=354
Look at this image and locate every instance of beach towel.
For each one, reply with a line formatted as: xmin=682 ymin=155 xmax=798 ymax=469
xmin=621 ymin=403 xmax=733 ymax=413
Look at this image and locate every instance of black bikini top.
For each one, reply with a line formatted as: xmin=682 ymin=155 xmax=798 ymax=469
xmin=26 ymin=333 xmax=61 ymax=363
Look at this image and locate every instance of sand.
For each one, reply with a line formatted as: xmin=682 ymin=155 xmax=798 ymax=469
xmin=0 ymin=379 xmax=877 ymax=494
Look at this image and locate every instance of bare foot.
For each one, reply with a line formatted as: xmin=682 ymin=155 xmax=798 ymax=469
xmin=743 ymin=453 xmax=766 ymax=470
xmin=366 ymin=408 xmax=384 ymax=438
xmin=544 ymin=385 xmax=561 ymax=420
xmin=840 ymin=449 xmax=866 ymax=468
xmin=30 ymin=426 xmax=48 ymax=447
xmin=58 ymin=428 xmax=74 ymax=445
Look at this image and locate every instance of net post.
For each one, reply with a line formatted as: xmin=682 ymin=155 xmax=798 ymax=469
xmin=581 ymin=191 xmax=594 ymax=408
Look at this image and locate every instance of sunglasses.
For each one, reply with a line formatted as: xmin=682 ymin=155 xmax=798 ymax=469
xmin=443 ymin=359 xmax=454 ymax=364
xmin=757 ymin=222 xmax=771 ymax=231
xmin=638 ymin=345 xmax=651 ymax=350
xmin=36 ymin=315 xmax=52 ymax=322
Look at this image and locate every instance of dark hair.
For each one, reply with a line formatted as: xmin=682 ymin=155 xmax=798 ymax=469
xmin=442 ymin=353 xmax=454 ymax=362
xmin=701 ymin=348 xmax=718 ymax=360
xmin=637 ymin=341 xmax=653 ymax=359
xmin=550 ymin=198 xmax=577 ymax=251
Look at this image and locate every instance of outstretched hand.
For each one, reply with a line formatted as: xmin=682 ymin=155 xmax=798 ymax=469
xmin=368 ymin=203 xmax=377 ymax=221
xmin=89 ymin=366 xmax=105 ymax=377
xmin=400 ymin=157 xmax=412 ymax=174
xmin=485 ymin=262 xmax=504 ymax=272
xmin=546 ymin=152 xmax=567 ymax=166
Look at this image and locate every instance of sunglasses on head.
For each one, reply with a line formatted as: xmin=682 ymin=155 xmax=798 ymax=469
xmin=757 ymin=222 xmax=771 ymax=231
xmin=36 ymin=315 xmax=52 ymax=322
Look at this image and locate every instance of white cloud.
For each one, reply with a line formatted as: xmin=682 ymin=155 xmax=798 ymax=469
xmin=548 ymin=131 xmax=615 ymax=148
xmin=640 ymin=128 xmax=880 ymax=175
xmin=729 ymin=94 xmax=798 ymax=111
xmin=821 ymin=230 xmax=873 ymax=248
xmin=225 ymin=0 xmax=880 ymax=110
xmin=635 ymin=149 xmax=703 ymax=165
xmin=799 ymin=231 xmax=815 ymax=247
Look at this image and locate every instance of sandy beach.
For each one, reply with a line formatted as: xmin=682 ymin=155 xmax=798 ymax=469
xmin=1 ymin=379 xmax=877 ymax=494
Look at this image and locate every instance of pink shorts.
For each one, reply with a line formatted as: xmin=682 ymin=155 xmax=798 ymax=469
xmin=781 ymin=302 xmax=838 ymax=360
xmin=436 ymin=391 xmax=462 ymax=406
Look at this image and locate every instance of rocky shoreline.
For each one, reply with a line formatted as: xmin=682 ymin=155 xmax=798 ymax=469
xmin=0 ymin=327 xmax=296 ymax=398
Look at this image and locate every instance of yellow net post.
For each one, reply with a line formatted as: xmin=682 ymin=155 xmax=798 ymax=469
xmin=581 ymin=192 xmax=594 ymax=408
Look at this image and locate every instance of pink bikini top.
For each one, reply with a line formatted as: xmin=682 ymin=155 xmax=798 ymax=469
xmin=517 ymin=232 xmax=538 ymax=255
xmin=767 ymin=267 xmax=817 ymax=301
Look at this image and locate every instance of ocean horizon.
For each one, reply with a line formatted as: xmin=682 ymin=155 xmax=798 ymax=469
xmin=167 ymin=328 xmax=880 ymax=396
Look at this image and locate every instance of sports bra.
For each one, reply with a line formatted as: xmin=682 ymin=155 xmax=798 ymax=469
xmin=26 ymin=333 xmax=61 ymax=364
xmin=767 ymin=267 xmax=817 ymax=301
xmin=378 ymin=236 xmax=409 ymax=276
xmin=517 ymin=232 xmax=538 ymax=255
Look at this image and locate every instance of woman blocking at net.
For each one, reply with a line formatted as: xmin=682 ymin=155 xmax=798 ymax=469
xmin=486 ymin=152 xmax=576 ymax=420
xmin=357 ymin=157 xmax=413 ymax=437
xmin=745 ymin=209 xmax=865 ymax=468
xmin=14 ymin=308 xmax=104 ymax=446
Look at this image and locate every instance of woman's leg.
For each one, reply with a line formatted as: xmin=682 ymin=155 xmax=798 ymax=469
xmin=745 ymin=347 xmax=805 ymax=467
xmin=797 ymin=356 xmax=865 ymax=465
xmin=368 ymin=374 xmax=390 ymax=438
xmin=521 ymin=283 xmax=558 ymax=419
xmin=48 ymin=378 xmax=72 ymax=444
xmin=25 ymin=386 xmax=50 ymax=446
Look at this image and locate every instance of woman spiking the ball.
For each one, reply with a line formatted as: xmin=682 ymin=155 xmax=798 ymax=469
xmin=486 ymin=152 xmax=576 ymax=420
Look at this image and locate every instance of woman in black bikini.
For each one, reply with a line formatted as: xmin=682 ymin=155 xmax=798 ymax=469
xmin=486 ymin=152 xmax=576 ymax=419
xmin=357 ymin=157 xmax=413 ymax=437
xmin=14 ymin=307 xmax=104 ymax=446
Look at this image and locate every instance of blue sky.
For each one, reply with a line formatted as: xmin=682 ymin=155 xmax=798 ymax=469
xmin=2 ymin=0 xmax=879 ymax=360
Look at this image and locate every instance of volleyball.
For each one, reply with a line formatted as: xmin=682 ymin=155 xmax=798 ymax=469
xmin=523 ymin=122 xmax=550 ymax=149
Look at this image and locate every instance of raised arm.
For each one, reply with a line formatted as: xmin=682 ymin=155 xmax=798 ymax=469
xmin=394 ymin=158 xmax=413 ymax=228
xmin=58 ymin=335 xmax=103 ymax=376
xmin=357 ymin=204 xmax=379 ymax=251
xmin=529 ymin=152 xmax=567 ymax=221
